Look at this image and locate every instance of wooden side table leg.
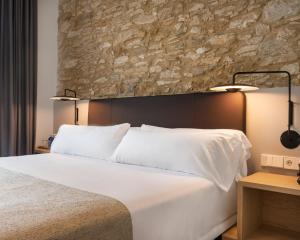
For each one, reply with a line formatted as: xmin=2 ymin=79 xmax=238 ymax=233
xmin=238 ymin=185 xmax=262 ymax=239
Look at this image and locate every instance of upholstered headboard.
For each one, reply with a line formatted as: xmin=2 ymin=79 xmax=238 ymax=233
xmin=88 ymin=92 xmax=246 ymax=132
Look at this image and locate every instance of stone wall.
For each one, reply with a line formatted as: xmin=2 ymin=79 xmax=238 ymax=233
xmin=58 ymin=0 xmax=300 ymax=99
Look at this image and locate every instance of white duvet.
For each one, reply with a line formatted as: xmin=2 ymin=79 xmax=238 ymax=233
xmin=0 ymin=153 xmax=237 ymax=240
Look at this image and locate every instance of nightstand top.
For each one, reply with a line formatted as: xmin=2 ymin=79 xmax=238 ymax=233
xmin=35 ymin=146 xmax=50 ymax=154
xmin=239 ymin=172 xmax=300 ymax=196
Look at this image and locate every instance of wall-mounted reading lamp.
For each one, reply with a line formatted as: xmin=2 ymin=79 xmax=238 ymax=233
xmin=50 ymin=89 xmax=80 ymax=125
xmin=210 ymin=71 xmax=300 ymax=149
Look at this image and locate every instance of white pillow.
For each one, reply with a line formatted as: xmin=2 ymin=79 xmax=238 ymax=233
xmin=110 ymin=128 xmax=251 ymax=191
xmin=141 ymin=124 xmax=252 ymax=178
xmin=51 ymin=124 xmax=130 ymax=159
xmin=142 ymin=124 xmax=247 ymax=136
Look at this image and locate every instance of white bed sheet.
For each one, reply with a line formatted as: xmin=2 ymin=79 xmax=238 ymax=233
xmin=0 ymin=153 xmax=237 ymax=240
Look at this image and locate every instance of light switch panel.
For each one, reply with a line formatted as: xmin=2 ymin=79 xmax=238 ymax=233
xmin=272 ymin=155 xmax=284 ymax=168
xmin=260 ymin=154 xmax=284 ymax=168
xmin=261 ymin=154 xmax=271 ymax=167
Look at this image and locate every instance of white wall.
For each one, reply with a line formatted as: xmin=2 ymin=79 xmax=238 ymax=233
xmin=246 ymin=86 xmax=300 ymax=174
xmin=36 ymin=0 xmax=58 ymax=147
xmin=54 ymin=101 xmax=89 ymax=133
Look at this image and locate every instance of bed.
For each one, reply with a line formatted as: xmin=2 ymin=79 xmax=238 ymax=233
xmin=0 ymin=92 xmax=247 ymax=240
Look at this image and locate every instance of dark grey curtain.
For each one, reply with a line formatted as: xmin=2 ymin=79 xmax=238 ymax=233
xmin=0 ymin=0 xmax=37 ymax=157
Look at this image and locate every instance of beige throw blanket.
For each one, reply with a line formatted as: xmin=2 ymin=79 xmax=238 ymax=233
xmin=0 ymin=167 xmax=132 ymax=240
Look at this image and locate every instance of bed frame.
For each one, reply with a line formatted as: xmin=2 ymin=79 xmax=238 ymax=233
xmin=88 ymin=92 xmax=245 ymax=240
xmin=88 ymin=92 xmax=246 ymax=132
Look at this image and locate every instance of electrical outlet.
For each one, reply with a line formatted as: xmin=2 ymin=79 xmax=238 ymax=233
xmin=283 ymin=157 xmax=300 ymax=170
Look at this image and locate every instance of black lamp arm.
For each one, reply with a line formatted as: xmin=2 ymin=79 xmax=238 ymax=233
xmin=64 ymin=89 xmax=78 ymax=125
xmin=232 ymin=71 xmax=293 ymax=130
xmin=64 ymin=89 xmax=77 ymax=98
xmin=74 ymin=100 xmax=79 ymax=125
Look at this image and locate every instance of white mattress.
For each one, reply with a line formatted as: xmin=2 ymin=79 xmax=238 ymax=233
xmin=0 ymin=153 xmax=237 ymax=240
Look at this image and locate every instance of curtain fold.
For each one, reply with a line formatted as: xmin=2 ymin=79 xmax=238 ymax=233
xmin=0 ymin=0 xmax=37 ymax=157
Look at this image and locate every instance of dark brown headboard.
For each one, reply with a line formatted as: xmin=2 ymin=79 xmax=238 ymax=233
xmin=88 ymin=92 xmax=246 ymax=132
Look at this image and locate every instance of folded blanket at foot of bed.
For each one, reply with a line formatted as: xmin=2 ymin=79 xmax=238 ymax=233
xmin=0 ymin=167 xmax=132 ymax=240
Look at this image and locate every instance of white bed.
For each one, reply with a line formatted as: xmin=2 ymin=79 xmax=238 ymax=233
xmin=0 ymin=153 xmax=237 ymax=240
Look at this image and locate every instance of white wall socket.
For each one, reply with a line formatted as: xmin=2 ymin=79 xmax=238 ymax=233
xmin=261 ymin=154 xmax=300 ymax=170
xmin=283 ymin=157 xmax=300 ymax=170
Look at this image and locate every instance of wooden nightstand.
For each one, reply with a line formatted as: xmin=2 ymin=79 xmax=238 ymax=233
xmin=237 ymin=172 xmax=300 ymax=240
xmin=222 ymin=225 xmax=237 ymax=240
xmin=35 ymin=146 xmax=50 ymax=154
